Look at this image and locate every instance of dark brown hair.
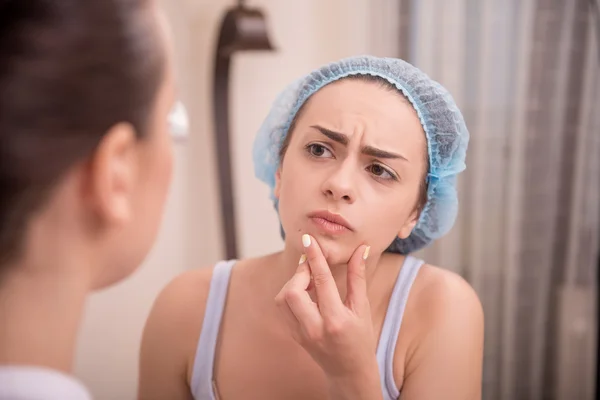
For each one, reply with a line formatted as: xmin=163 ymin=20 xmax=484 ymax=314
xmin=278 ymin=74 xmax=429 ymax=213
xmin=0 ymin=0 xmax=164 ymax=267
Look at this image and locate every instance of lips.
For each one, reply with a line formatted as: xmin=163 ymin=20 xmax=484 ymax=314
xmin=307 ymin=210 xmax=354 ymax=232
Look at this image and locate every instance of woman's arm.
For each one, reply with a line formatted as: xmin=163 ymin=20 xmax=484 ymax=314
xmin=398 ymin=269 xmax=484 ymax=400
xmin=137 ymin=269 xmax=213 ymax=400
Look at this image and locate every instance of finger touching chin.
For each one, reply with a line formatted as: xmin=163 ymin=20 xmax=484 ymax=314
xmin=314 ymin=240 xmax=355 ymax=267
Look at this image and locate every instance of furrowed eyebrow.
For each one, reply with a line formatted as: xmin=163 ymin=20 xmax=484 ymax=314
xmin=310 ymin=125 xmax=408 ymax=161
xmin=311 ymin=125 xmax=348 ymax=145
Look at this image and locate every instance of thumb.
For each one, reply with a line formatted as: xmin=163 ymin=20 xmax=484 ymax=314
xmin=345 ymin=244 xmax=370 ymax=311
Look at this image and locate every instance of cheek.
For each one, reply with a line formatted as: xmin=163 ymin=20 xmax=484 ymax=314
xmin=276 ymin=157 xmax=315 ymax=230
xmin=277 ymin=174 xmax=302 ymax=232
xmin=364 ymin=189 xmax=415 ymax=237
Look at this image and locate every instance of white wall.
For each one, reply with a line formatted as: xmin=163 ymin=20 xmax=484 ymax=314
xmin=73 ymin=1 xmax=391 ymax=398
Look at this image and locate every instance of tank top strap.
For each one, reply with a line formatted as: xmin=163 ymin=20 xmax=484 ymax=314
xmin=190 ymin=260 xmax=236 ymax=400
xmin=376 ymin=255 xmax=425 ymax=399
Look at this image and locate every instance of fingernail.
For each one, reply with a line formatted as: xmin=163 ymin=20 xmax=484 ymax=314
xmin=362 ymin=246 xmax=371 ymax=261
xmin=298 ymin=254 xmax=307 ymax=264
xmin=302 ymin=234 xmax=311 ymax=248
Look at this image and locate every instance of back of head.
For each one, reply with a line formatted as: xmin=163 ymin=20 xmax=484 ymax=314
xmin=0 ymin=0 xmax=164 ymax=268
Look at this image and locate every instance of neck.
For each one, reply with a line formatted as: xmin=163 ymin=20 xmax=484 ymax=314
xmin=0 ymin=174 xmax=101 ymax=373
xmin=0 ymin=254 xmax=92 ymax=373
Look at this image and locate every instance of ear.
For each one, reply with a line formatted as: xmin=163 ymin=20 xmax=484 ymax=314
xmin=397 ymin=208 xmax=420 ymax=239
xmin=274 ymin=167 xmax=282 ymax=199
xmin=85 ymin=123 xmax=138 ymax=226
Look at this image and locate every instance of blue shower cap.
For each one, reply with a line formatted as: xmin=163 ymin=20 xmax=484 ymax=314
xmin=252 ymin=55 xmax=469 ymax=254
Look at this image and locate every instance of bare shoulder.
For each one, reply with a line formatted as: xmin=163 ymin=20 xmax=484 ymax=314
xmin=396 ymin=263 xmax=484 ymax=399
xmin=138 ymin=265 xmax=217 ymax=399
xmin=404 ymin=263 xmax=484 ymax=350
xmin=143 ymin=265 xmax=216 ymax=345
xmin=146 ymin=265 xmax=216 ymax=325
xmin=413 ymin=264 xmax=483 ymax=324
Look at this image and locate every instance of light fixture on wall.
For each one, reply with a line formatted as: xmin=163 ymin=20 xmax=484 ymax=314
xmin=168 ymin=100 xmax=189 ymax=142
xmin=213 ymin=0 xmax=276 ymax=259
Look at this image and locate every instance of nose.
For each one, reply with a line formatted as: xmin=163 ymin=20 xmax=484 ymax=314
xmin=321 ymin=161 xmax=356 ymax=204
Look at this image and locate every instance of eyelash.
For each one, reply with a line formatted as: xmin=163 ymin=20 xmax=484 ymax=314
xmin=304 ymin=143 xmax=399 ymax=182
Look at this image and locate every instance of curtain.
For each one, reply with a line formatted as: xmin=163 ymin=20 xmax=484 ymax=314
xmin=384 ymin=0 xmax=600 ymax=399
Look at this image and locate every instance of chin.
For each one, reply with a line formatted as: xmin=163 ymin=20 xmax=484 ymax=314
xmin=307 ymin=234 xmax=356 ymax=266
xmin=283 ymin=222 xmax=356 ymax=266
xmin=323 ymin=247 xmax=354 ymax=266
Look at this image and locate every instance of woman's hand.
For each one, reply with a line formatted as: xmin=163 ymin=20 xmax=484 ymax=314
xmin=275 ymin=234 xmax=383 ymax=400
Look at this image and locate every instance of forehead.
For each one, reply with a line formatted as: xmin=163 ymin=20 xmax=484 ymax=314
xmin=296 ymin=79 xmax=426 ymax=155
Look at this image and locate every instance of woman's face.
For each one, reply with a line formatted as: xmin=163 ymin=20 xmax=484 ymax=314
xmin=275 ymin=79 xmax=427 ymax=264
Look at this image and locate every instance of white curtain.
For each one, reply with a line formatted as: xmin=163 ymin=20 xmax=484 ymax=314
xmin=370 ymin=0 xmax=600 ymax=399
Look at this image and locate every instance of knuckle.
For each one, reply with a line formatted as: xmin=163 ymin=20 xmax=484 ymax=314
xmin=283 ymin=288 xmax=302 ymax=304
xmin=307 ymin=251 xmax=320 ymax=264
xmin=324 ymin=317 xmax=347 ymax=337
xmin=349 ymin=269 xmax=366 ymax=282
xmin=312 ymin=272 xmax=330 ymax=287
xmin=304 ymin=326 xmax=323 ymax=343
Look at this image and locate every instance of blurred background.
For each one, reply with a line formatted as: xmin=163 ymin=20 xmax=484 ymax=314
xmin=72 ymin=0 xmax=600 ymax=399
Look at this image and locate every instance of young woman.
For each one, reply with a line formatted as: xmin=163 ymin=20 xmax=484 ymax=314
xmin=0 ymin=0 xmax=179 ymax=398
xmin=139 ymin=56 xmax=484 ymax=400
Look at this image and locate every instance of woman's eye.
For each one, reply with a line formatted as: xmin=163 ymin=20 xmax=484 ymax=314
xmin=308 ymin=144 xmax=332 ymax=158
xmin=367 ymin=164 xmax=396 ymax=180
